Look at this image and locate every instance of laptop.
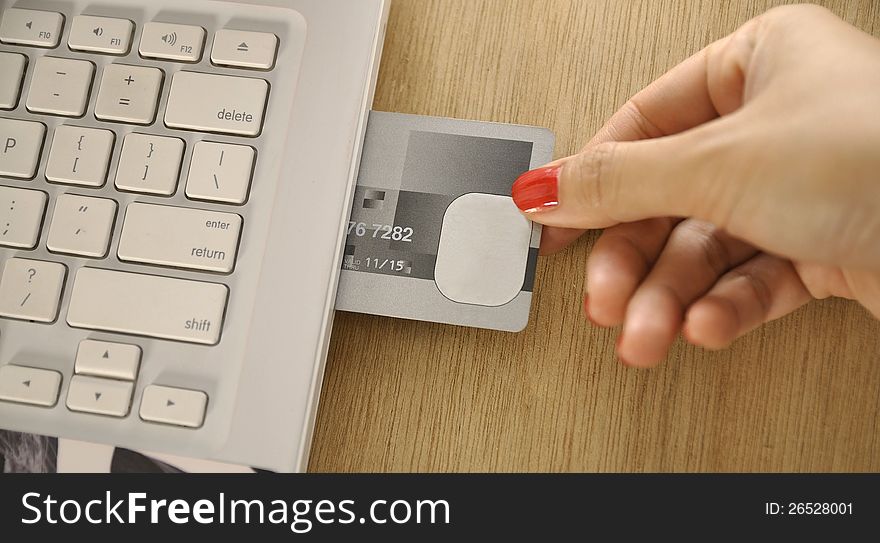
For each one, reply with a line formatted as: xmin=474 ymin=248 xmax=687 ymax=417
xmin=0 ymin=0 xmax=389 ymax=472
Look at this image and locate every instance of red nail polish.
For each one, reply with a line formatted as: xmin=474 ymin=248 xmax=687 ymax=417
xmin=511 ymin=166 xmax=560 ymax=213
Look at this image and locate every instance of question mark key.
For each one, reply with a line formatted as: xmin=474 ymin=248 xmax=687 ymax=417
xmin=0 ymin=258 xmax=68 ymax=322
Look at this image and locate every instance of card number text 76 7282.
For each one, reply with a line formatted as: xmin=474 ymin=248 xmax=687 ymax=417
xmin=347 ymin=222 xmax=414 ymax=242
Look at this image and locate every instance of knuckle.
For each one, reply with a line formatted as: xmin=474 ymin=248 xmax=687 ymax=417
xmin=700 ymin=234 xmax=733 ymax=277
xmin=758 ymin=4 xmax=833 ymax=34
xmin=673 ymin=221 xmax=733 ymax=276
xmin=569 ymin=141 xmax=620 ymax=214
xmin=794 ymin=263 xmax=835 ymax=300
xmin=620 ymin=100 xmax=664 ymax=140
xmin=766 ymin=3 xmax=832 ymax=18
xmin=728 ymin=267 xmax=773 ymax=318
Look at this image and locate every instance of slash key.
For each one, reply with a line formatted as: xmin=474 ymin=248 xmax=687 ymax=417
xmin=0 ymin=258 xmax=67 ymax=322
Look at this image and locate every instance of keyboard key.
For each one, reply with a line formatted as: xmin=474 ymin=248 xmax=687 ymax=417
xmin=26 ymin=57 xmax=95 ymax=117
xmin=67 ymin=267 xmax=228 ymax=345
xmin=118 ymin=203 xmax=242 ymax=273
xmin=45 ymin=125 xmax=115 ymax=186
xmin=140 ymin=385 xmax=207 ymax=428
xmin=164 ymin=71 xmax=268 ymax=136
xmin=0 ymin=52 xmax=26 ymax=109
xmin=0 ymin=258 xmax=66 ymax=322
xmin=0 ymin=186 xmax=47 ymax=249
xmin=0 ymin=8 xmax=64 ymax=48
xmin=68 ymin=15 xmax=133 ymax=55
xmin=115 ymin=133 xmax=184 ymax=195
xmin=211 ymin=29 xmax=278 ymax=70
xmin=75 ymin=339 xmax=141 ymax=381
xmin=46 ymin=193 xmax=117 ymax=258
xmin=66 ymin=375 xmax=133 ymax=417
xmin=185 ymin=141 xmax=254 ymax=204
xmin=139 ymin=22 xmax=205 ymax=62
xmin=0 ymin=365 xmax=61 ymax=407
xmin=0 ymin=118 xmax=46 ymax=179
xmin=94 ymin=64 xmax=163 ymax=125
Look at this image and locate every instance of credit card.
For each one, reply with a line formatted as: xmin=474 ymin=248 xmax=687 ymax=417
xmin=334 ymin=111 xmax=554 ymax=332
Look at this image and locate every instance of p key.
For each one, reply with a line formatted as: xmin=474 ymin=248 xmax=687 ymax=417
xmin=0 ymin=118 xmax=46 ymax=179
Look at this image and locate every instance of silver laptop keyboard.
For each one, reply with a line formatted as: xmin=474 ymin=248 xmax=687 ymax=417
xmin=0 ymin=6 xmax=281 ymax=428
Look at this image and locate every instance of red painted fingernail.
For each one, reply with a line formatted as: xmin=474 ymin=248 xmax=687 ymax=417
xmin=511 ymin=166 xmax=560 ymax=213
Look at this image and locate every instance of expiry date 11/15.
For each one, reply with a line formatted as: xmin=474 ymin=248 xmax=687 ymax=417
xmin=347 ymin=222 xmax=414 ymax=242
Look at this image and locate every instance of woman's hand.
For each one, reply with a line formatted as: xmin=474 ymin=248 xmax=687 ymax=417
xmin=511 ymin=5 xmax=880 ymax=367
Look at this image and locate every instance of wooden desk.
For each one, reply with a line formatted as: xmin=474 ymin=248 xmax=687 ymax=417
xmin=309 ymin=0 xmax=880 ymax=472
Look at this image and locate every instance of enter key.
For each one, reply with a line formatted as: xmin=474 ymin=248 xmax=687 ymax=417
xmin=117 ymin=203 xmax=242 ymax=273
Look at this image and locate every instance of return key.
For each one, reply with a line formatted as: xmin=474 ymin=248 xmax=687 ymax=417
xmin=118 ymin=203 xmax=242 ymax=273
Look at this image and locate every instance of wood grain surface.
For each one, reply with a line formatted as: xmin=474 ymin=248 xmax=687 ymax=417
xmin=309 ymin=0 xmax=880 ymax=472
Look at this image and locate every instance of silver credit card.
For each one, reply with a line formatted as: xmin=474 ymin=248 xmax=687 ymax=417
xmin=335 ymin=111 xmax=555 ymax=332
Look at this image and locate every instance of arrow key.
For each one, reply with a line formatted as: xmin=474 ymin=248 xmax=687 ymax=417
xmin=74 ymin=339 xmax=141 ymax=381
xmin=0 ymin=365 xmax=61 ymax=407
xmin=140 ymin=385 xmax=207 ymax=428
xmin=66 ymin=375 xmax=133 ymax=417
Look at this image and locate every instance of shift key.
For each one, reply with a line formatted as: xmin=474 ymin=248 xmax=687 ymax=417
xmin=118 ymin=203 xmax=242 ymax=273
xmin=67 ymin=268 xmax=228 ymax=345
xmin=164 ymin=71 xmax=268 ymax=136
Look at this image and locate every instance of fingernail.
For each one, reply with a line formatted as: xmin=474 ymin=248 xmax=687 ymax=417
xmin=511 ymin=166 xmax=560 ymax=213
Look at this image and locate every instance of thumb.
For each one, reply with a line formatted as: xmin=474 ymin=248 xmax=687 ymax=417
xmin=511 ymin=123 xmax=734 ymax=229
